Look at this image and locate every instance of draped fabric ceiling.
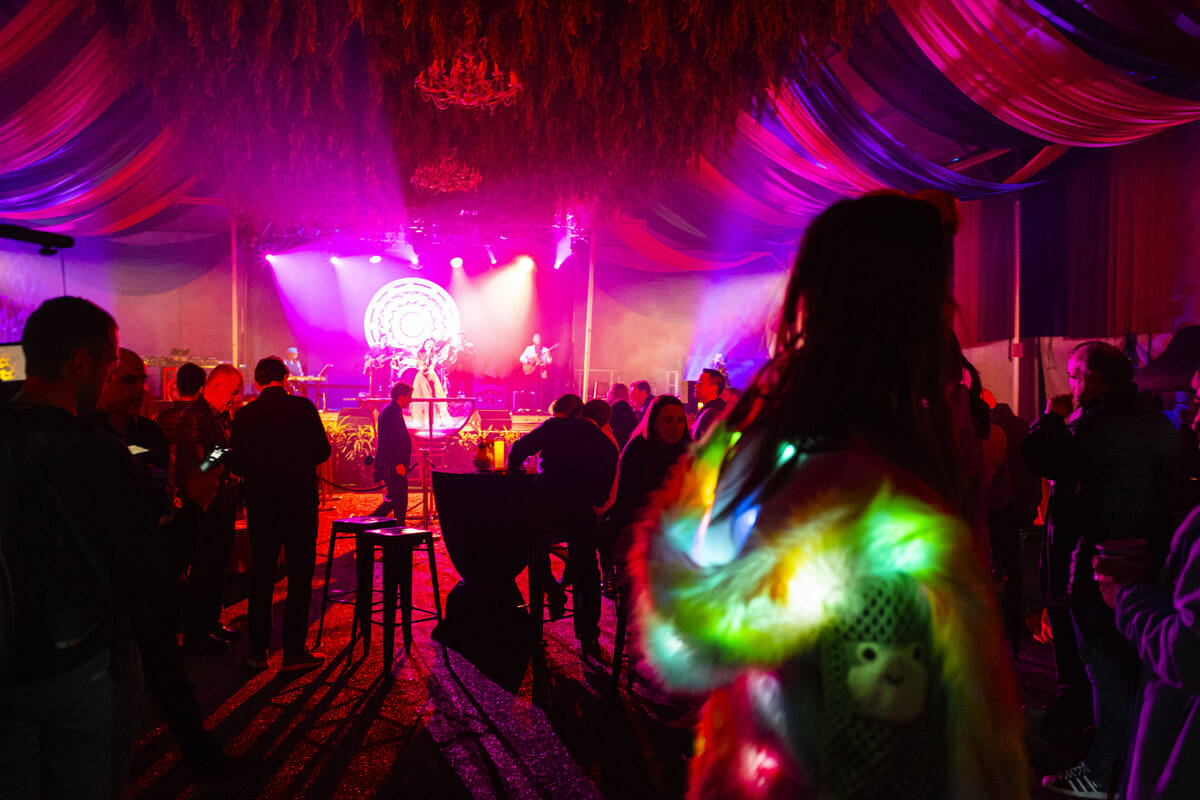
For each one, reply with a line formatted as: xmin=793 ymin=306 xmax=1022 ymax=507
xmin=1 ymin=0 xmax=1198 ymax=348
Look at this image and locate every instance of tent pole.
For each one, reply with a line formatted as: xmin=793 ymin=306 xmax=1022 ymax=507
xmin=230 ymin=211 xmax=239 ymax=367
xmin=582 ymin=241 xmax=595 ymax=401
xmin=1011 ymin=196 xmax=1021 ymax=417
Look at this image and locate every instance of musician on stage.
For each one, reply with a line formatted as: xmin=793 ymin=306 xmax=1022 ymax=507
xmin=363 ymin=335 xmax=395 ymax=397
xmin=412 ymin=337 xmax=451 ymax=431
xmin=520 ymin=333 xmax=555 ymax=411
xmin=447 ymin=330 xmax=475 ymax=397
xmin=282 ymin=346 xmax=304 ymax=377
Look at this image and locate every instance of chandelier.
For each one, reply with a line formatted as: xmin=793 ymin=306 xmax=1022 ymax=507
xmin=410 ymin=153 xmax=483 ymax=193
xmin=415 ymin=38 xmax=523 ymax=111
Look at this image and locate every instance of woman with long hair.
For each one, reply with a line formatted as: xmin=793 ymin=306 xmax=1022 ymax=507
xmin=608 ymin=395 xmax=693 ymax=568
xmin=410 ymin=337 xmax=451 ymax=433
xmin=632 ymin=194 xmax=1028 ymax=799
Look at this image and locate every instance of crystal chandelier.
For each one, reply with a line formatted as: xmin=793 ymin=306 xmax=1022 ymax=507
xmin=415 ymin=38 xmax=522 ymax=112
xmin=410 ymin=153 xmax=483 ymax=194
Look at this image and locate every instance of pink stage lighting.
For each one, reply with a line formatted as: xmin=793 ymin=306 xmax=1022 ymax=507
xmin=264 ymin=254 xmax=278 ymax=264
xmin=330 ymin=256 xmax=342 ymax=266
xmin=486 ymin=246 xmax=497 ymax=265
xmin=450 ymin=256 xmax=464 ymax=269
xmin=369 ymin=255 xmax=382 ymax=264
xmin=517 ymin=255 xmax=534 ymax=271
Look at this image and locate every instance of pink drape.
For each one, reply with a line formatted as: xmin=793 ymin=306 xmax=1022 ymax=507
xmin=0 ymin=30 xmax=129 ymax=173
xmin=891 ymin=0 xmax=1200 ymax=146
xmin=0 ymin=0 xmax=81 ymax=73
xmin=598 ymin=219 xmax=778 ymax=273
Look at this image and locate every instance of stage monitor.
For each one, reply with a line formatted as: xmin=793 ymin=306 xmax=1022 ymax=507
xmin=0 ymin=342 xmax=25 ymax=382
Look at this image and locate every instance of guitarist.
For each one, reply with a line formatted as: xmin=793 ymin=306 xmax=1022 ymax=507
xmin=363 ymin=334 xmax=396 ymax=397
xmin=519 ymin=333 xmax=556 ymax=412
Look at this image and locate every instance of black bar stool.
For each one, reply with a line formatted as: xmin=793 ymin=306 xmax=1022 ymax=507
xmin=350 ymin=526 xmax=443 ymax=673
xmin=314 ymin=516 xmax=393 ymax=646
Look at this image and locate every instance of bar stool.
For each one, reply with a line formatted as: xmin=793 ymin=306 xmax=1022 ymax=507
xmin=350 ymin=526 xmax=443 ymax=673
xmin=314 ymin=516 xmax=393 ymax=646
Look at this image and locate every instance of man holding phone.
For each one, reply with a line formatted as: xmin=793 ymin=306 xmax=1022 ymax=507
xmin=176 ymin=363 xmax=244 ymax=650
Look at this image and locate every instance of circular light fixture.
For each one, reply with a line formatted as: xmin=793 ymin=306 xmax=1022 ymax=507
xmin=450 ymin=256 xmax=464 ymax=269
xmin=369 ymin=255 xmax=382 ymax=264
xmin=364 ymin=277 xmax=461 ymax=351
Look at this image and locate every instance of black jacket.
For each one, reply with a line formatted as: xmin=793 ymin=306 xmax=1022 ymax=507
xmin=374 ymin=401 xmax=412 ymax=482
xmin=1024 ymin=389 xmax=1180 ymax=603
xmin=228 ymin=386 xmax=331 ymax=506
xmin=691 ymin=397 xmax=727 ymax=442
xmin=508 ymin=417 xmax=618 ymax=511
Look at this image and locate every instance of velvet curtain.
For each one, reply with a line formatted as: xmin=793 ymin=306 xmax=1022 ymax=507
xmin=1020 ymin=122 xmax=1200 ymax=338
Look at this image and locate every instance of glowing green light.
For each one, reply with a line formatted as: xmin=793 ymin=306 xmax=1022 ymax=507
xmin=730 ymin=431 xmax=742 ymax=446
xmin=778 ymin=442 xmax=796 ymax=464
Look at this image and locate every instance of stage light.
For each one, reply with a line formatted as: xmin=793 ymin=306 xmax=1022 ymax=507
xmin=517 ymin=255 xmax=534 ymax=271
xmin=369 ymin=255 xmax=382 ymax=264
xmin=486 ymin=245 xmax=497 ymax=265
xmin=450 ymin=256 xmax=464 ymax=269
xmin=553 ymin=233 xmax=571 ymax=270
xmin=330 ymin=256 xmax=341 ymax=266
xmin=265 ymin=254 xmax=278 ymax=264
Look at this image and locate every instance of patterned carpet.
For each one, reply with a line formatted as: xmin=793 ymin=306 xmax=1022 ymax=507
xmin=127 ymin=489 xmax=1087 ymax=799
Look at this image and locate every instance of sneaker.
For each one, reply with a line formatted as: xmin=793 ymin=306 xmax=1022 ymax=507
xmin=279 ymin=650 xmax=326 ymax=673
xmin=243 ymin=651 xmax=269 ymax=671
xmin=1042 ymin=762 xmax=1116 ymax=799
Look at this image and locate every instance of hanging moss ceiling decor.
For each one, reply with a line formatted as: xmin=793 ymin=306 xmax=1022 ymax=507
xmin=95 ymin=0 xmax=882 ymax=221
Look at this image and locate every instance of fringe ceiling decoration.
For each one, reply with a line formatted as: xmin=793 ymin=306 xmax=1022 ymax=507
xmin=92 ymin=0 xmax=882 ymax=222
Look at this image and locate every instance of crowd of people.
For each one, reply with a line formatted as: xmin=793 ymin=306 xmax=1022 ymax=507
xmin=5 ymin=189 xmax=1200 ymax=800
xmin=0 ymin=297 xmax=333 ymax=797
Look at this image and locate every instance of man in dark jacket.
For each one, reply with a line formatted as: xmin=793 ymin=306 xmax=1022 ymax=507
xmin=1 ymin=297 xmax=227 ymax=796
xmin=370 ymin=381 xmax=413 ymax=520
xmin=690 ymin=368 xmax=727 ymax=441
xmin=176 ymin=363 xmax=244 ymax=649
xmin=229 ymin=356 xmax=331 ymax=673
xmin=1025 ymin=341 xmax=1181 ymax=796
xmin=508 ymin=394 xmax=618 ymax=657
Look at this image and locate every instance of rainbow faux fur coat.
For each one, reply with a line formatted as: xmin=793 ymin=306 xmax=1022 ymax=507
xmin=632 ymin=428 xmax=1029 ymax=800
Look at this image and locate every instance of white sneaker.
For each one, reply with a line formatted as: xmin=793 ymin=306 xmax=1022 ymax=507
xmin=1042 ymin=762 xmax=1119 ymax=799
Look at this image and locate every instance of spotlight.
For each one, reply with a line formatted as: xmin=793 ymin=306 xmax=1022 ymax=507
xmin=265 ymin=254 xmax=278 ymax=264
xmin=517 ymin=255 xmax=534 ymax=271
xmin=450 ymin=256 xmax=464 ymax=269
xmin=369 ymin=255 xmax=382 ymax=264
xmin=486 ymin=246 xmax=497 ymax=265
xmin=330 ymin=256 xmax=341 ymax=266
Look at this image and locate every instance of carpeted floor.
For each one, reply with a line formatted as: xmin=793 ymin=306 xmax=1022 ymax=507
xmin=126 ymin=489 xmax=1093 ymax=799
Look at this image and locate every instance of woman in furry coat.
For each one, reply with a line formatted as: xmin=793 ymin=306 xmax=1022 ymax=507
xmin=632 ymin=193 xmax=1029 ymax=800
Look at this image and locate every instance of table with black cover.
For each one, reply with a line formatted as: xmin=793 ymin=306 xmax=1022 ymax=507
xmin=430 ymin=469 xmax=553 ymax=647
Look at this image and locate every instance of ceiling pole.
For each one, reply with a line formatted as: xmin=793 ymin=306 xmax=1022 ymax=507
xmin=1011 ymin=196 xmax=1021 ymax=418
xmin=582 ymin=239 xmax=596 ymax=402
xmin=230 ymin=210 xmax=239 ymax=367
